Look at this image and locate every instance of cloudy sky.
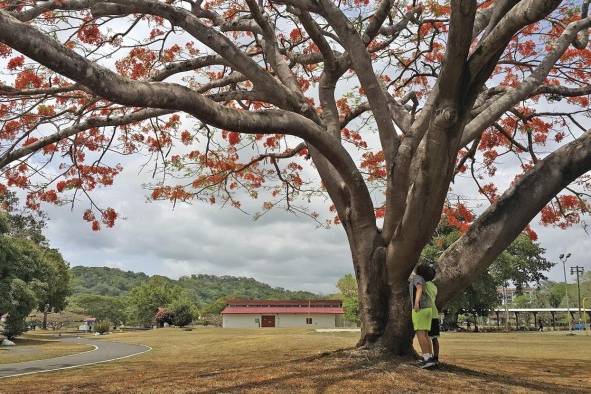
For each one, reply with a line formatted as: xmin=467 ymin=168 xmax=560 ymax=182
xmin=42 ymin=153 xmax=355 ymax=294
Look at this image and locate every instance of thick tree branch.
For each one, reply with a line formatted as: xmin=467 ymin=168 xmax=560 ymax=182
xmin=317 ymin=0 xmax=400 ymax=170
xmin=472 ymin=6 xmax=493 ymax=39
xmin=437 ymin=130 xmax=591 ymax=306
xmin=13 ymin=0 xmax=94 ymax=21
xmin=382 ymin=0 xmax=476 ymax=245
xmin=91 ymin=0 xmax=299 ymax=111
xmin=151 ymin=55 xmax=229 ymax=82
xmin=245 ymin=0 xmax=302 ymax=97
xmin=479 ymin=0 xmax=520 ymax=41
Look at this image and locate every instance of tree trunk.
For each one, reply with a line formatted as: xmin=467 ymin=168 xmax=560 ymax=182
xmin=356 ymin=281 xmax=416 ymax=357
xmin=352 ymin=239 xmax=416 ymax=357
xmin=43 ymin=309 xmax=48 ymax=330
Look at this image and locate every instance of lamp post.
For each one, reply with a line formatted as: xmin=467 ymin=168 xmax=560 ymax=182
xmin=583 ymin=297 xmax=590 ymax=336
xmin=571 ymin=266 xmax=584 ymax=323
xmin=503 ymin=282 xmax=510 ymax=332
xmin=559 ymin=253 xmax=572 ymax=331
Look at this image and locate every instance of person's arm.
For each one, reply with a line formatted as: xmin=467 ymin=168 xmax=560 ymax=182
xmin=414 ymin=284 xmax=423 ymax=311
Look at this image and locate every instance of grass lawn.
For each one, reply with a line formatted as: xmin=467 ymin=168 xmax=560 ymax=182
xmin=0 ymin=338 xmax=94 ymax=364
xmin=1 ymin=328 xmax=590 ymax=393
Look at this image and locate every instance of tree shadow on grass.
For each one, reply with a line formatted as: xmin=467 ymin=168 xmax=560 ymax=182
xmin=196 ymin=350 xmax=588 ymax=394
xmin=434 ymin=362 xmax=586 ymax=394
xmin=201 ymin=358 xmax=384 ymax=394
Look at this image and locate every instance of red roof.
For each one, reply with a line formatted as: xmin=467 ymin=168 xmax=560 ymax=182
xmin=221 ymin=306 xmax=344 ymax=314
xmin=225 ymin=299 xmax=342 ymax=306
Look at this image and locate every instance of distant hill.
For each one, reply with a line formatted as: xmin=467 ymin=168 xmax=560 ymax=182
xmin=176 ymin=274 xmax=319 ymax=305
xmin=70 ymin=266 xmax=319 ymax=305
xmin=70 ymin=266 xmax=150 ymax=297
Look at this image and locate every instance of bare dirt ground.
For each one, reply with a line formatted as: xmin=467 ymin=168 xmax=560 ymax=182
xmin=1 ymin=329 xmax=589 ymax=393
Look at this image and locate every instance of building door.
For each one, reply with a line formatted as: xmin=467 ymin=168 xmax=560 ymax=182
xmin=261 ymin=315 xmax=275 ymax=327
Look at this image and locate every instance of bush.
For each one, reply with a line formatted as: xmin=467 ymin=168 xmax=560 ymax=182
xmin=171 ymin=303 xmax=195 ymax=327
xmin=94 ymin=320 xmax=111 ymax=334
xmin=3 ymin=315 xmax=27 ymax=339
xmin=200 ymin=314 xmax=222 ymax=327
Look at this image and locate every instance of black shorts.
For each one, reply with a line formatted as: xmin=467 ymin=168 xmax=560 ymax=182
xmin=429 ymin=319 xmax=440 ymax=338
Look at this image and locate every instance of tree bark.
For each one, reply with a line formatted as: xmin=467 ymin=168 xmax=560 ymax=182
xmin=356 ymin=275 xmax=416 ymax=357
xmin=352 ymin=235 xmax=416 ymax=357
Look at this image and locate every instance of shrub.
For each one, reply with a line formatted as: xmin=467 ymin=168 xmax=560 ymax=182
xmin=171 ymin=302 xmax=195 ymax=327
xmin=3 ymin=315 xmax=27 ymax=339
xmin=94 ymin=320 xmax=111 ymax=334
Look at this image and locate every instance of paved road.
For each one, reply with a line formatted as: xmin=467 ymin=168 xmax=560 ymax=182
xmin=0 ymin=336 xmax=151 ymax=379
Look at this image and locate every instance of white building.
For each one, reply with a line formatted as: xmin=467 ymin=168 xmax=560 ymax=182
xmin=221 ymin=299 xmax=345 ymax=328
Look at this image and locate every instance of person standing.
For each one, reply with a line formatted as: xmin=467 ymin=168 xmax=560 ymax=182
xmin=410 ymin=264 xmax=437 ymax=369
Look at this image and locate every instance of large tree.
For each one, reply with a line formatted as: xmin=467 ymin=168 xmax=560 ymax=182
xmin=36 ymin=248 xmax=71 ymax=329
xmin=0 ymin=193 xmax=70 ymax=329
xmin=70 ymin=293 xmax=128 ymax=324
xmin=0 ymin=212 xmax=69 ymax=337
xmin=0 ymin=0 xmax=591 ymax=355
xmin=126 ymin=276 xmax=190 ymax=325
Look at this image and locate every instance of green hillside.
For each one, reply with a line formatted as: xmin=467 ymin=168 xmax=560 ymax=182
xmin=177 ymin=274 xmax=319 ymax=305
xmin=71 ymin=266 xmax=150 ymax=297
xmin=70 ymin=266 xmax=318 ymax=305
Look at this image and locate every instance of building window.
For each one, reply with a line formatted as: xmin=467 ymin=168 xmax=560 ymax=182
xmin=306 ymin=318 xmax=312 ymax=324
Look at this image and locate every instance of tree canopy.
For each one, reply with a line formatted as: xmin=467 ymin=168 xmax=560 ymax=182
xmin=1 ymin=0 xmax=591 ymax=354
xmin=126 ymin=276 xmax=186 ymax=325
xmin=0 ymin=211 xmax=69 ymax=337
xmin=69 ymin=293 xmax=128 ymax=324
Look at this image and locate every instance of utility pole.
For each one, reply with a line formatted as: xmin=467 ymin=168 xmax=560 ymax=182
xmin=571 ymin=265 xmax=585 ymax=323
xmin=559 ymin=253 xmax=572 ymax=331
xmin=503 ymin=282 xmax=509 ymax=332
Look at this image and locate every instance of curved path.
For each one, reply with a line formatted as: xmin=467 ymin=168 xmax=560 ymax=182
xmin=0 ymin=336 xmax=151 ymax=379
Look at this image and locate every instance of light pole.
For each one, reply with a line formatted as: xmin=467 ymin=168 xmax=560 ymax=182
xmin=503 ymin=282 xmax=509 ymax=332
xmin=571 ymin=266 xmax=584 ymax=323
xmin=559 ymin=253 xmax=572 ymax=331
xmin=583 ymin=297 xmax=590 ymax=336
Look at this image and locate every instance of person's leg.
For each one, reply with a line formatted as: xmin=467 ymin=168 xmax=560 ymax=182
xmin=429 ymin=319 xmax=440 ymax=361
xmin=432 ymin=337 xmax=439 ymax=359
xmin=413 ymin=308 xmax=434 ymax=366
xmin=416 ymin=330 xmax=433 ymax=356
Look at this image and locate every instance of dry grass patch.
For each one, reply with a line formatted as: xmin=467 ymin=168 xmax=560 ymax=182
xmin=1 ymin=329 xmax=590 ymax=393
xmin=0 ymin=338 xmax=93 ymax=364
